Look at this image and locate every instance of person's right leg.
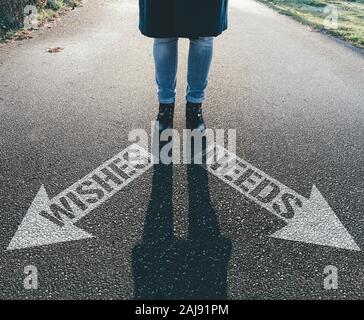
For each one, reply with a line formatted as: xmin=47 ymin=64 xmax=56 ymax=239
xmin=153 ymin=38 xmax=178 ymax=132
xmin=153 ymin=38 xmax=179 ymax=104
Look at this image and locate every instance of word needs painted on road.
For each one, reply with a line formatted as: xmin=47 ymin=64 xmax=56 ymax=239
xmin=206 ymin=144 xmax=359 ymax=251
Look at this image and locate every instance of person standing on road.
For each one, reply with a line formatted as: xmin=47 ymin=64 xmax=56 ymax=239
xmin=139 ymin=0 xmax=229 ymax=133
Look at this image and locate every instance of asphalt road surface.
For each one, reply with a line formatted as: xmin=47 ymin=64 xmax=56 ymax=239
xmin=0 ymin=0 xmax=363 ymax=299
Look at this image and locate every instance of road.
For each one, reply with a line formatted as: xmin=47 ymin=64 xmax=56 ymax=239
xmin=0 ymin=0 xmax=363 ymax=299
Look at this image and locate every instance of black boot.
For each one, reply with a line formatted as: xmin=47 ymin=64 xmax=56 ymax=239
xmin=157 ymin=103 xmax=175 ymax=132
xmin=186 ymin=102 xmax=206 ymax=134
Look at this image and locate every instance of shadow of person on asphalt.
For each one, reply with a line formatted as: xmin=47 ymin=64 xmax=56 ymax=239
xmin=132 ymin=136 xmax=232 ymax=299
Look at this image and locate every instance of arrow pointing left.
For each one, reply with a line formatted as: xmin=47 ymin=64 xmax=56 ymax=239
xmin=7 ymin=144 xmax=152 ymax=251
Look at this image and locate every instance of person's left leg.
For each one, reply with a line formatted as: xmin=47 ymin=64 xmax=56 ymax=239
xmin=186 ymin=37 xmax=214 ymax=133
xmin=186 ymin=37 xmax=214 ymax=104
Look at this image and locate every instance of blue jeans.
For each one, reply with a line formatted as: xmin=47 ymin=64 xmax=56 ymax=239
xmin=153 ymin=37 xmax=214 ymax=104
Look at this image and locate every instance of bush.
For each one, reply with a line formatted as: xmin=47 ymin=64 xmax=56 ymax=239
xmin=46 ymin=0 xmax=64 ymax=11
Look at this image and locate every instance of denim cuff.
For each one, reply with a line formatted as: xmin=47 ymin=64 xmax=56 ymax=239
xmin=159 ymin=98 xmax=175 ymax=104
xmin=186 ymin=96 xmax=204 ymax=104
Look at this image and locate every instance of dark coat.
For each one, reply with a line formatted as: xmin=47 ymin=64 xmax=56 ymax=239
xmin=139 ymin=0 xmax=229 ymax=38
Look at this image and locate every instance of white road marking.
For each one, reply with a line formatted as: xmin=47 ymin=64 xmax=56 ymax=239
xmin=7 ymin=144 xmax=152 ymax=250
xmin=205 ymin=144 xmax=360 ymax=251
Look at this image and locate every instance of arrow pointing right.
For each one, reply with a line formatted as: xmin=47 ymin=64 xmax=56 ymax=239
xmin=271 ymin=185 xmax=360 ymax=251
xmin=205 ymin=144 xmax=360 ymax=251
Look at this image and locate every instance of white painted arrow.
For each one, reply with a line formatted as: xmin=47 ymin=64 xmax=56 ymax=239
xmin=8 ymin=141 xmax=360 ymax=252
xmin=7 ymin=185 xmax=93 ymax=250
xmin=7 ymin=144 xmax=152 ymax=251
xmin=205 ymin=144 xmax=360 ymax=251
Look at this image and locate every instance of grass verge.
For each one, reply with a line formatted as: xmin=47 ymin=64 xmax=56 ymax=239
xmin=256 ymin=0 xmax=364 ymax=48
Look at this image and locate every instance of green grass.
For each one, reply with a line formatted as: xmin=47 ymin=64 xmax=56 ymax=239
xmin=257 ymin=0 xmax=364 ymax=48
xmin=38 ymin=0 xmax=82 ymax=24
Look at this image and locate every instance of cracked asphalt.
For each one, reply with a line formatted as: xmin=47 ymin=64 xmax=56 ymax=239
xmin=0 ymin=0 xmax=363 ymax=299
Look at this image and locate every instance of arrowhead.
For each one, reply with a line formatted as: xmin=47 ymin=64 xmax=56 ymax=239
xmin=271 ymin=185 xmax=360 ymax=251
xmin=7 ymin=185 xmax=93 ymax=251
